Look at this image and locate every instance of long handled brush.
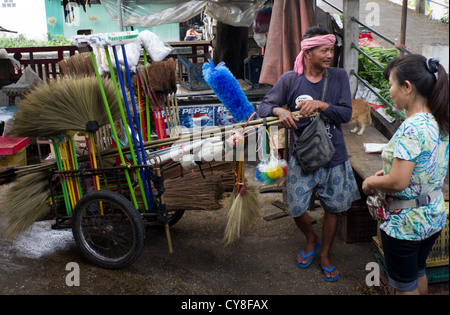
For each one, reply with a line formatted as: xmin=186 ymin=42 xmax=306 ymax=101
xmin=103 ymin=46 xmax=150 ymax=211
xmin=111 ymin=45 xmax=153 ymax=210
xmin=203 ymin=60 xmax=260 ymax=244
xmin=223 ymin=137 xmax=260 ymax=245
xmin=85 ymin=44 xmax=140 ymax=210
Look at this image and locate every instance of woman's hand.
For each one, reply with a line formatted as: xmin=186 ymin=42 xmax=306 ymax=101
xmin=362 ymin=170 xmax=384 ymax=195
xmin=362 ymin=176 xmax=375 ymax=196
xmin=273 ymin=107 xmax=299 ymax=129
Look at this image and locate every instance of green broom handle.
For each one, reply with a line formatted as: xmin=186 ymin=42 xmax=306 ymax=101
xmin=103 ymin=47 xmax=149 ymax=211
xmin=88 ymin=47 xmax=139 ymax=210
xmin=50 ymin=137 xmax=72 ymax=216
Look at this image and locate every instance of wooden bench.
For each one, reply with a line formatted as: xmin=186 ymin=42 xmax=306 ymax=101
xmin=342 ymin=123 xmax=449 ymax=200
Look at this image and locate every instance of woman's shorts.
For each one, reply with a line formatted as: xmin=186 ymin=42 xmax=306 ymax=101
xmin=380 ymin=230 xmax=441 ymax=292
xmin=286 ymin=156 xmax=360 ymax=217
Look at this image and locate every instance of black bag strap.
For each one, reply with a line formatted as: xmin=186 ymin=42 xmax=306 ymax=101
xmin=320 ymin=68 xmax=330 ymax=102
xmin=315 ymin=68 xmax=330 ymax=121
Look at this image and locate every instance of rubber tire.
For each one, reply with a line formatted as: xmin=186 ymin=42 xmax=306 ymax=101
xmin=72 ymin=190 xmax=145 ymax=269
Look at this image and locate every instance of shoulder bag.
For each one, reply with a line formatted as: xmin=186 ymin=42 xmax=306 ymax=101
xmin=292 ymin=69 xmax=335 ymax=173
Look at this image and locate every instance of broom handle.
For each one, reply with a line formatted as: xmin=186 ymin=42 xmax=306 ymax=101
xmin=88 ymin=47 xmax=140 ymax=211
xmin=119 ymin=45 xmax=155 ymax=208
xmin=70 ymin=137 xmax=83 ymax=199
xmin=112 ymin=46 xmax=153 ymax=210
xmin=59 ymin=140 xmax=76 ymax=209
xmin=136 ymin=74 xmax=145 ymax=141
xmin=81 ymin=111 xmax=315 ymax=162
xmin=84 ymin=135 xmax=98 ymax=191
xmin=65 ymin=136 xmax=81 ymax=202
xmin=236 ymin=138 xmax=245 ymax=193
xmin=120 ymin=45 xmax=150 ymax=164
xmin=155 ymin=164 xmax=173 ymax=253
xmin=173 ymin=93 xmax=181 ymax=136
xmin=104 ymin=47 xmax=149 ymax=211
xmin=143 ymin=49 xmax=151 ymax=142
xmin=51 ymin=138 xmax=72 ymax=216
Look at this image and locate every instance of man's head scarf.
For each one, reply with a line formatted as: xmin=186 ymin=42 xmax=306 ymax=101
xmin=293 ymin=34 xmax=336 ymax=75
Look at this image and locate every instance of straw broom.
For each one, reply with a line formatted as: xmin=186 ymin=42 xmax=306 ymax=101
xmin=58 ymin=52 xmax=95 ymax=77
xmin=223 ymin=137 xmax=260 ymax=245
xmin=10 ymin=76 xmax=123 ymax=137
xmin=0 ymin=171 xmax=53 ymax=238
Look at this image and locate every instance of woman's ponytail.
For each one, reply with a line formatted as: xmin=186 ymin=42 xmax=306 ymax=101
xmin=428 ymin=63 xmax=449 ymax=136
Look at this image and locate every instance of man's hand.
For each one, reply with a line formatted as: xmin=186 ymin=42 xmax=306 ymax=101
xmin=295 ymin=100 xmax=328 ymax=116
xmin=273 ymin=107 xmax=299 ymax=129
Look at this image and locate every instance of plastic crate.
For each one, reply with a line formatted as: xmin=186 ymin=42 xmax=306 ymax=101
xmin=340 ymin=199 xmax=378 ymax=243
xmin=244 ymin=55 xmax=263 ymax=88
xmin=374 ymin=202 xmax=449 ymax=267
xmin=177 ymin=54 xmax=210 ymax=91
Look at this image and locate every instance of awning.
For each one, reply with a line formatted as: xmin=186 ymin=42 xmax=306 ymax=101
xmin=101 ymin=0 xmax=266 ymax=28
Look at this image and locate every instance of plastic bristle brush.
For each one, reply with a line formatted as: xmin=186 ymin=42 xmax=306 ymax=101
xmin=202 ymin=60 xmax=255 ymax=122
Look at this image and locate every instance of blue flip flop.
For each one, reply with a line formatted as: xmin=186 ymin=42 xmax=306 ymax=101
xmin=321 ymin=265 xmax=339 ymax=282
xmin=297 ymin=243 xmax=321 ymax=269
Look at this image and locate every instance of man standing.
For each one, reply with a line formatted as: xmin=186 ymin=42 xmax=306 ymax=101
xmin=257 ymin=26 xmax=360 ymax=282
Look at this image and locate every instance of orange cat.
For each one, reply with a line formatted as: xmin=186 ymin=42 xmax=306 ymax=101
xmin=350 ymin=99 xmax=372 ymax=135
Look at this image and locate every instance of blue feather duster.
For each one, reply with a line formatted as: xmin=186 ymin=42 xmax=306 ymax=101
xmin=202 ymin=60 xmax=255 ymax=122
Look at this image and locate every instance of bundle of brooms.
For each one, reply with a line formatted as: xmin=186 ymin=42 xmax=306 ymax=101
xmin=1 ymin=75 xmax=124 ymax=237
xmin=222 ymin=138 xmax=260 ymax=245
xmin=58 ymin=52 xmax=96 ymax=77
xmin=134 ymin=171 xmax=226 ymax=212
xmin=10 ymin=75 xmax=123 ymax=137
xmin=0 ymin=171 xmax=52 ymax=238
xmin=137 ymin=58 xmax=180 ymax=137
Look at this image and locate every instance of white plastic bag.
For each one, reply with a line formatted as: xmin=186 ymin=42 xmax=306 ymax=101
xmin=138 ymin=30 xmax=173 ymax=62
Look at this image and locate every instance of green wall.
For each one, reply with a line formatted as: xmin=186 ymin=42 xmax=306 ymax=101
xmin=44 ymin=1 xmax=180 ymax=41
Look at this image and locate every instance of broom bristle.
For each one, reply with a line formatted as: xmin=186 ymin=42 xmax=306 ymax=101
xmin=135 ymin=171 xmax=224 ymax=211
xmin=58 ymin=53 xmax=95 ymax=77
xmin=10 ymin=76 xmax=124 ymax=138
xmin=0 ymin=171 xmax=51 ymax=238
xmin=223 ymin=184 xmax=260 ymax=246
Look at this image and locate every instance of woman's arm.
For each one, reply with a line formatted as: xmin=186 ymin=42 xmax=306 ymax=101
xmin=362 ymin=158 xmax=416 ymax=194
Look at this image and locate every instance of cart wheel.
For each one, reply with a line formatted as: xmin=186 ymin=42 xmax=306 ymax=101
xmin=72 ymin=190 xmax=145 ymax=269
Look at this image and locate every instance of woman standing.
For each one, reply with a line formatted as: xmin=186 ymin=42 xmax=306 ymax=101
xmin=362 ymin=54 xmax=449 ymax=295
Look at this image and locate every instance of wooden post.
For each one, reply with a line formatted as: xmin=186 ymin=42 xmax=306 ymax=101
xmin=415 ymin=0 xmax=425 ymax=14
xmin=343 ymin=0 xmax=360 ymax=97
xmin=399 ymin=0 xmax=408 ymax=56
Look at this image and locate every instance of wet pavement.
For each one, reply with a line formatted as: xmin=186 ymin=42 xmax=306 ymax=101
xmin=0 ymin=163 xmax=379 ymax=296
